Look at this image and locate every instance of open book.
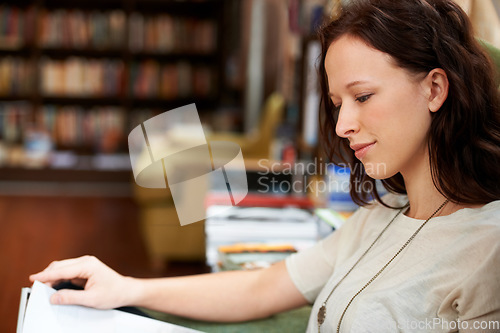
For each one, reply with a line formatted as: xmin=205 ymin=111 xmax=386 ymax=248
xmin=17 ymin=281 xmax=202 ymax=333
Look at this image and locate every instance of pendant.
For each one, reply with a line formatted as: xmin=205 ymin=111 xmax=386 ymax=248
xmin=318 ymin=305 xmax=326 ymax=325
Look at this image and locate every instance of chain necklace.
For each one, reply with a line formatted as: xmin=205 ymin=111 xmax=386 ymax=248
xmin=317 ymin=199 xmax=449 ymax=333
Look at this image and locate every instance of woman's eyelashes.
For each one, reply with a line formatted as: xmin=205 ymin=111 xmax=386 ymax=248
xmin=332 ymin=93 xmax=372 ymax=112
xmin=355 ymin=93 xmax=373 ymax=103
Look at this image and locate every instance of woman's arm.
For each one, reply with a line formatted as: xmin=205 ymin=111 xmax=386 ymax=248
xmin=29 ymin=255 xmax=309 ymax=322
xmin=130 ymin=259 xmax=308 ymax=322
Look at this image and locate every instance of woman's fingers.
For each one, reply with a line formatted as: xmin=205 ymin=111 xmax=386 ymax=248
xmin=29 ymin=256 xmax=97 ymax=284
xmin=29 ymin=256 xmax=130 ymax=309
xmin=50 ymin=289 xmax=94 ymax=307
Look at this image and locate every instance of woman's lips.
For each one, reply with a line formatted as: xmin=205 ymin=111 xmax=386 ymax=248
xmin=351 ymin=142 xmax=375 ymax=159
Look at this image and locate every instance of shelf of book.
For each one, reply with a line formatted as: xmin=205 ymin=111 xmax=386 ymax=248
xmin=0 ymin=0 xmax=228 ymax=179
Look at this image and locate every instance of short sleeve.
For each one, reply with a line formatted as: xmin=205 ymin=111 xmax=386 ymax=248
xmin=439 ymin=228 xmax=500 ymax=332
xmin=285 ymin=230 xmax=339 ymax=303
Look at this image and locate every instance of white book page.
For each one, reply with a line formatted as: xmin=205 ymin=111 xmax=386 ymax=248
xmin=22 ymin=281 xmax=202 ymax=333
xmin=16 ymin=288 xmax=30 ymax=333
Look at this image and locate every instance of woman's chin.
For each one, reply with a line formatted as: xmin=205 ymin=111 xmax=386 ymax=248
xmin=362 ymin=162 xmax=394 ymax=179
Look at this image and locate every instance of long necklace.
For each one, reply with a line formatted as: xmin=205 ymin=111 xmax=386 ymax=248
xmin=317 ymin=199 xmax=449 ymax=333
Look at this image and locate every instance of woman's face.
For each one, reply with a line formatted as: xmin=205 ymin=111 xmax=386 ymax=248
xmin=325 ymin=35 xmax=432 ymax=179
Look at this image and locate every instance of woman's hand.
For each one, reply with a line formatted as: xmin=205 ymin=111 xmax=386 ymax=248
xmin=29 ymin=255 xmax=137 ymax=309
xmin=30 ymin=257 xmax=308 ymax=322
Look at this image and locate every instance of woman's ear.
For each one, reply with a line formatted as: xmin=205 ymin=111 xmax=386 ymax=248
xmin=426 ymin=68 xmax=449 ymax=112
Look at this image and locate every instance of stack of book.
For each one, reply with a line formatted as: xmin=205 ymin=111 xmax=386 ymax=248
xmin=205 ymin=205 xmax=320 ymax=271
xmin=217 ymin=243 xmax=297 ymax=271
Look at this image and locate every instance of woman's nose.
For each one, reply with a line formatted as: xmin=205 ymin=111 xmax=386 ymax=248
xmin=335 ymin=105 xmax=360 ymax=138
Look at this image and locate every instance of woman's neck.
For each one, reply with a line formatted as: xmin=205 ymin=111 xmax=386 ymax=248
xmin=403 ymin=170 xmax=447 ymax=219
xmin=402 ymin=161 xmax=482 ymax=219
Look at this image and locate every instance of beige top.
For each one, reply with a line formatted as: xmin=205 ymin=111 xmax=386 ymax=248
xmin=286 ymin=194 xmax=500 ymax=332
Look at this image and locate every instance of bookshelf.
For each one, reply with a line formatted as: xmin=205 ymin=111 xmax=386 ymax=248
xmin=0 ymin=0 xmax=226 ymax=182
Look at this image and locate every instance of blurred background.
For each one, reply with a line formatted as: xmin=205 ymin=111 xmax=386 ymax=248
xmin=0 ymin=0 xmax=498 ymax=332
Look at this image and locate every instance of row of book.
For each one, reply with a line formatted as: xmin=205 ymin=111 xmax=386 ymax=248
xmin=0 ymin=57 xmax=34 ymax=96
xmin=0 ymin=5 xmax=34 ymax=49
xmin=39 ymin=9 xmax=126 ymax=50
xmin=40 ymin=58 xmax=125 ymax=97
xmin=0 ymin=5 xmax=217 ymax=54
xmin=129 ymin=13 xmax=217 ymax=54
xmin=0 ymin=102 xmax=30 ymax=143
xmin=0 ymin=103 xmax=126 ymax=149
xmin=130 ymin=60 xmax=215 ymax=99
xmin=1 ymin=56 xmax=216 ymax=99
xmin=0 ymin=103 xmax=168 ymax=148
xmin=37 ymin=105 xmax=126 ymax=149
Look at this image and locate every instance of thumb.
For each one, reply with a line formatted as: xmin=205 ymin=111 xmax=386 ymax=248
xmin=51 ymin=289 xmax=92 ymax=307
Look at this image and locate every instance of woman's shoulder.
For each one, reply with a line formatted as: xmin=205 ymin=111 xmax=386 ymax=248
xmin=442 ymin=199 xmax=500 ymax=227
xmin=366 ymin=193 xmax=500 ymax=226
xmin=433 ymin=199 xmax=500 ymax=252
xmin=468 ymin=199 xmax=500 ymax=218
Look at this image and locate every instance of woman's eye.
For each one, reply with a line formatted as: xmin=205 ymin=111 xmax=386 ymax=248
xmin=356 ymin=94 xmax=372 ymax=103
xmin=333 ymin=104 xmax=342 ymax=112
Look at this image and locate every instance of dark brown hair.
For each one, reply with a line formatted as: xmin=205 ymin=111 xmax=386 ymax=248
xmin=318 ymin=0 xmax=500 ymax=207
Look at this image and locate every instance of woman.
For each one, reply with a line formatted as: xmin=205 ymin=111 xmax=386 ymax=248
xmin=30 ymin=0 xmax=500 ymax=332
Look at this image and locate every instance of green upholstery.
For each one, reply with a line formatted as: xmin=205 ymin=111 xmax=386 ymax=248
xmin=145 ymin=306 xmax=312 ymax=333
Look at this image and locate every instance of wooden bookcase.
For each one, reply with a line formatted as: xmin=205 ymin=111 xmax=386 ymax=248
xmin=0 ymin=0 xmax=228 ymax=182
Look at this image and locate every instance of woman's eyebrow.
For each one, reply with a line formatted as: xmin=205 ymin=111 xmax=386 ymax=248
xmin=346 ymin=80 xmax=369 ymax=89
xmin=329 ymin=80 xmax=370 ymax=97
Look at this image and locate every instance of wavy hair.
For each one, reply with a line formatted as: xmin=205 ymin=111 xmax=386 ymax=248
xmin=318 ymin=0 xmax=500 ymax=207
